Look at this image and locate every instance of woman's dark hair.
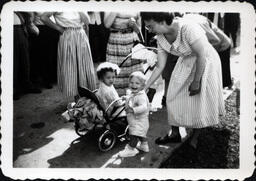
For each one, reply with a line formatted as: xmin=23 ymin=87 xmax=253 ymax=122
xmin=97 ymin=67 xmax=116 ymax=80
xmin=140 ymin=12 xmax=175 ymax=25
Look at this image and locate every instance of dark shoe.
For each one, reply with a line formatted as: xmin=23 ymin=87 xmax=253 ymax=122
xmin=155 ymin=134 xmax=181 ymax=145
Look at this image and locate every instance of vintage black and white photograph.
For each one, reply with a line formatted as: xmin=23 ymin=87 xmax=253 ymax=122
xmin=1 ymin=1 xmax=255 ymax=180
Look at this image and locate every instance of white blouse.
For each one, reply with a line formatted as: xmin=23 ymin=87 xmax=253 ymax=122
xmin=54 ymin=12 xmax=84 ymax=27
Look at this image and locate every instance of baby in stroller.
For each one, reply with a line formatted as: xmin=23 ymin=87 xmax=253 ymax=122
xmin=62 ymin=62 xmax=124 ymax=132
xmin=96 ymin=62 xmax=125 ymax=118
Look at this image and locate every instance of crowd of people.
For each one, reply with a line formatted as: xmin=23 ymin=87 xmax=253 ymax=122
xmin=14 ymin=11 xmax=240 ymax=157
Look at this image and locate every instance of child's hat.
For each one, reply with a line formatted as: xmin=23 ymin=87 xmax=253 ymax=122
xmin=96 ymin=62 xmax=120 ymax=75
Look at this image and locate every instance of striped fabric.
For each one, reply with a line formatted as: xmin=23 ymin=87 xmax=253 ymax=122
xmin=58 ymin=27 xmax=97 ymax=97
xmin=106 ymin=31 xmax=143 ymax=96
xmin=157 ymin=19 xmax=225 ymax=128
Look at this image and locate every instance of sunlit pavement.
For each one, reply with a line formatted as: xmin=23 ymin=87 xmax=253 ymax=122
xmin=13 ymin=86 xmax=190 ymax=168
xmin=13 ymin=50 xmax=240 ymax=168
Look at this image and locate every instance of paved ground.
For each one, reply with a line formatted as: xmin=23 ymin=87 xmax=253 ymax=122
xmin=13 ymin=86 xmax=189 ymax=168
xmin=13 ymin=50 xmax=240 ymax=168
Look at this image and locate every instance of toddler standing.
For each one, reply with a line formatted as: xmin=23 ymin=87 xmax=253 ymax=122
xmin=119 ymin=71 xmax=150 ymax=157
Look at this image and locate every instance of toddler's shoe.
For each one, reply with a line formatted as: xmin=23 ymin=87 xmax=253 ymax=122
xmin=136 ymin=141 xmax=149 ymax=152
xmin=118 ymin=144 xmax=139 ymax=157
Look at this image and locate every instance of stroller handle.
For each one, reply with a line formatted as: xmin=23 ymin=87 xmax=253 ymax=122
xmin=119 ymin=46 xmax=158 ymax=67
xmin=105 ymin=98 xmax=124 ymax=114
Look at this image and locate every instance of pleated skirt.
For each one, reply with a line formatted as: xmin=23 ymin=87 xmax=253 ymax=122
xmin=57 ymin=28 xmax=97 ymax=97
xmin=166 ymin=46 xmax=225 ymax=128
xmin=106 ymin=31 xmax=143 ymax=96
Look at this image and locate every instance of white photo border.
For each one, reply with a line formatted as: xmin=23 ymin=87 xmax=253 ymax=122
xmin=1 ymin=1 xmax=255 ymax=180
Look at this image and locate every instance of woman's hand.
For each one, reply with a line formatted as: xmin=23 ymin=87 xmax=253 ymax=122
xmin=27 ymin=23 xmax=40 ymax=35
xmin=41 ymin=12 xmax=64 ymax=35
xmin=128 ymin=18 xmax=140 ymax=33
xmin=57 ymin=26 xmax=65 ymax=35
xmin=189 ymin=80 xmax=201 ymax=96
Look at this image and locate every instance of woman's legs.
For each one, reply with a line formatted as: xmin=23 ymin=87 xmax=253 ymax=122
xmin=189 ymin=128 xmax=201 ymax=149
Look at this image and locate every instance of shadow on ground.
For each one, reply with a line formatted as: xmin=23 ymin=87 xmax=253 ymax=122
xmin=160 ymin=91 xmax=239 ymax=168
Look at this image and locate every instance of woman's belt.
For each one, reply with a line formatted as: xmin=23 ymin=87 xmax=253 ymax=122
xmin=110 ymin=28 xmax=133 ymax=33
xmin=64 ymin=27 xmax=82 ymax=30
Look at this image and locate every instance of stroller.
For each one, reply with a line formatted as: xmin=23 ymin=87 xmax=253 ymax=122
xmin=64 ymin=44 xmax=158 ymax=152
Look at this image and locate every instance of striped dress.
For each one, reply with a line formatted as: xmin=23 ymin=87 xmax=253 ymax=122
xmin=54 ymin=12 xmax=96 ymax=97
xmin=106 ymin=13 xmax=143 ymax=96
xmin=157 ymin=19 xmax=225 ymax=128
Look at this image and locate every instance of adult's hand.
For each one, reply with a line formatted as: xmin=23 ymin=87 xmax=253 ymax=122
xmin=41 ymin=12 xmax=64 ymax=35
xmin=28 ymin=23 xmax=40 ymax=35
xmin=128 ymin=18 xmax=140 ymax=33
xmin=57 ymin=26 xmax=65 ymax=35
xmin=188 ymin=80 xmax=201 ymax=96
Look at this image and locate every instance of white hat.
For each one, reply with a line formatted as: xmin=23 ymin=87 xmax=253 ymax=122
xmin=96 ymin=62 xmax=120 ymax=75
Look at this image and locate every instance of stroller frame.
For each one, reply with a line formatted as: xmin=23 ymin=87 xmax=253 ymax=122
xmin=74 ymin=45 xmax=157 ymax=152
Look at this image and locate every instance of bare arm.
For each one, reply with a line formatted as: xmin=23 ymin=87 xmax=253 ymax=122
xmin=189 ymin=38 xmax=207 ymax=96
xmin=211 ymin=23 xmax=231 ymax=51
xmin=79 ymin=12 xmax=90 ymax=25
xmin=104 ymin=12 xmax=117 ymax=28
xmin=79 ymin=12 xmax=90 ymax=36
xmin=145 ymin=50 xmax=168 ymax=91
xmin=40 ymin=12 xmax=64 ymax=34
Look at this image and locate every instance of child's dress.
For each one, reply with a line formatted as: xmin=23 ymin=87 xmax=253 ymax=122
xmin=126 ymin=90 xmax=149 ymax=138
xmin=96 ymin=82 xmax=125 ymax=117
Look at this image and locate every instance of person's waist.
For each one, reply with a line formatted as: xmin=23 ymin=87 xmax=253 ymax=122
xmin=64 ymin=26 xmax=83 ymax=30
xmin=110 ymin=28 xmax=133 ymax=33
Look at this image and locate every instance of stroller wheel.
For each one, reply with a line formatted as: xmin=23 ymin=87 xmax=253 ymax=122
xmin=75 ymin=123 xmax=89 ymax=137
xmin=98 ymin=130 xmax=116 ymax=152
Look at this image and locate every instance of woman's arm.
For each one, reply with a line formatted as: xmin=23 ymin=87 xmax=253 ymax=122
xmin=211 ymin=23 xmax=231 ymax=52
xmin=145 ymin=50 xmax=168 ymax=91
xmin=40 ymin=12 xmax=64 ymax=34
xmin=128 ymin=13 xmax=141 ymax=33
xmin=26 ymin=12 xmax=40 ymax=35
xmin=189 ymin=38 xmax=207 ymax=96
xmin=79 ymin=12 xmax=90 ymax=25
xmin=104 ymin=12 xmax=117 ymax=28
xmin=79 ymin=12 xmax=90 ymax=36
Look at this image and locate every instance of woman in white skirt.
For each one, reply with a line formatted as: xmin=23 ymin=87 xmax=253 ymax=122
xmin=41 ymin=12 xmax=96 ymax=98
xmin=141 ymin=12 xmax=225 ymax=148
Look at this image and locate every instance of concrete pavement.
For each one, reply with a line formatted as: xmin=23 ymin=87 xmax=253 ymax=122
xmin=13 ymin=86 xmax=189 ymax=168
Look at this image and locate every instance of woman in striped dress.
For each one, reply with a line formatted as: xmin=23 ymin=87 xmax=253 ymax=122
xmin=141 ymin=12 xmax=225 ymax=148
xmin=104 ymin=12 xmax=143 ymax=96
xmin=41 ymin=12 xmax=96 ymax=98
